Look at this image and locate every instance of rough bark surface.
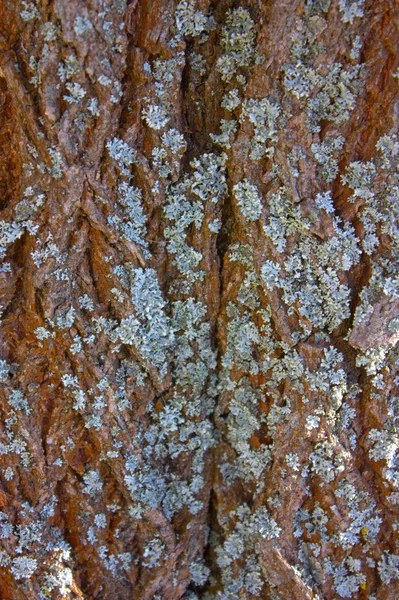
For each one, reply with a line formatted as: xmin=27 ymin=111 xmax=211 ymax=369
xmin=0 ymin=1 xmax=399 ymax=598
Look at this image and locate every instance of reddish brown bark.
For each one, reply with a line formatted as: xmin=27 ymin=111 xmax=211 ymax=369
xmin=0 ymin=1 xmax=399 ymax=599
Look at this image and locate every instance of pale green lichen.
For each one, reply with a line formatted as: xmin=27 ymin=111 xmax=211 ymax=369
xmin=214 ymin=503 xmax=280 ymax=595
xmin=311 ymin=136 xmax=345 ymax=182
xmin=110 ymin=267 xmax=174 ymax=378
xmin=262 ymin=187 xmax=360 ymax=332
xmin=175 ymin=0 xmax=208 ymax=38
xmin=283 ymin=55 xmax=362 ymax=132
xmin=216 ymin=8 xmax=257 ymax=83
xmin=338 ymin=0 xmax=365 ymax=24
xmin=210 ymin=119 xmax=238 ymax=150
xmin=107 ymin=182 xmax=149 ymax=256
xmin=142 ymin=103 xmax=170 ymax=130
xmin=232 ymin=179 xmax=263 ymax=221
xmin=164 ymin=153 xmax=227 ymax=283
xmin=106 ymin=137 xmax=138 ymax=175
xmin=240 ymin=98 xmax=281 ymax=160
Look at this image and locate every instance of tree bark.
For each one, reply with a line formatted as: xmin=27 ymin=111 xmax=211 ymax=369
xmin=0 ymin=0 xmax=399 ymax=598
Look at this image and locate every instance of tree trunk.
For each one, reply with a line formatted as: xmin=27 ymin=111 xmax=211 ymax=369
xmin=0 ymin=0 xmax=399 ymax=598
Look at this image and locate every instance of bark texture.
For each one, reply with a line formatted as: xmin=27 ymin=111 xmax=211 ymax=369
xmin=0 ymin=0 xmax=399 ymax=598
